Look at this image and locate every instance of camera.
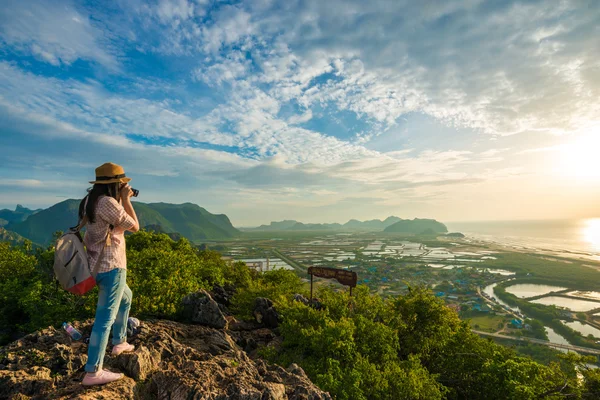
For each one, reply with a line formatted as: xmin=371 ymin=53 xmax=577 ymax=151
xmin=132 ymin=188 xmax=139 ymax=197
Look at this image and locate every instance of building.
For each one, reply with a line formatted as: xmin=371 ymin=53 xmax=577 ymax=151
xmin=511 ymin=319 xmax=523 ymax=329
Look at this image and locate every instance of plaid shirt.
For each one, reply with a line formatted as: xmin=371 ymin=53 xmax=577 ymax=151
xmin=84 ymin=196 xmax=136 ymax=274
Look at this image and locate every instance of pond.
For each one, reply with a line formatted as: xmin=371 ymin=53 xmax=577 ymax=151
xmin=482 ymin=282 xmax=521 ymax=313
xmin=239 ymin=258 xmax=294 ymax=271
xmin=505 ymin=284 xmax=568 ymax=299
xmin=567 ymin=291 xmax=600 ymax=301
xmin=480 ymin=268 xmax=515 ymax=276
xmin=530 ymin=297 xmax=600 ymax=311
xmin=562 ymin=321 xmax=600 ymax=338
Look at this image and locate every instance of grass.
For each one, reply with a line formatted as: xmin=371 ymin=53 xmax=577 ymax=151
xmin=467 ymin=314 xmax=506 ymax=333
xmin=481 ymin=252 xmax=600 ymax=290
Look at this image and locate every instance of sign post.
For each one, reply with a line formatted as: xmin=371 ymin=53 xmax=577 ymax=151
xmin=307 ymin=266 xmax=358 ymax=302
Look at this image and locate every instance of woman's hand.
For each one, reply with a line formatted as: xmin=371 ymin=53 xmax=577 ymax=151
xmin=120 ymin=183 xmax=134 ymax=200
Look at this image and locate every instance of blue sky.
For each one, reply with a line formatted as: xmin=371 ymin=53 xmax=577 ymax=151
xmin=0 ymin=0 xmax=599 ymax=226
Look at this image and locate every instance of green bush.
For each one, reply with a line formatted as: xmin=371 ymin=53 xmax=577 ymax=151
xmin=230 ymin=268 xmax=305 ymax=320
xmin=0 ymin=230 xmax=254 ymax=342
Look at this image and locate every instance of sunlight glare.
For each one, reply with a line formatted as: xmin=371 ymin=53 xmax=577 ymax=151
xmin=559 ymin=133 xmax=600 ymax=181
xmin=583 ymin=219 xmax=600 ymax=251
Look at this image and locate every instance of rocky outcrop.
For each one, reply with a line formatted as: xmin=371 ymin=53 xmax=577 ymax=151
xmin=181 ymin=289 xmax=228 ymax=329
xmin=0 ymin=320 xmax=331 ymax=400
xmin=253 ymin=298 xmax=281 ymax=329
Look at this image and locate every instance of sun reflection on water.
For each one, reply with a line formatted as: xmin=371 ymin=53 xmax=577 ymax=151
xmin=583 ymin=219 xmax=600 ymax=251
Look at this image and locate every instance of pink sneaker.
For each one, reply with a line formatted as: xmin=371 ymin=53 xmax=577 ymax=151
xmin=82 ymin=369 xmax=123 ymax=386
xmin=112 ymin=342 xmax=135 ymax=355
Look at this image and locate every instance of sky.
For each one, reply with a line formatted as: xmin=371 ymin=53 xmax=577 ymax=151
xmin=0 ymin=0 xmax=599 ymax=227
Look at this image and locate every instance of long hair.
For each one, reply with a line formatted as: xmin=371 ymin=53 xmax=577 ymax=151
xmin=78 ymin=183 xmax=120 ymax=223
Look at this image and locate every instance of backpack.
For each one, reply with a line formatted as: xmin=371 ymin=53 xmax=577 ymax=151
xmin=53 ymin=203 xmax=110 ymax=295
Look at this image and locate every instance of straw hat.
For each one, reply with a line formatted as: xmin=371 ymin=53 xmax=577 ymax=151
xmin=89 ymin=162 xmax=132 ymax=184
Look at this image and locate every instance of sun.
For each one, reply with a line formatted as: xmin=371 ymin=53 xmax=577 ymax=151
xmin=558 ymin=133 xmax=600 ymax=181
xmin=583 ymin=219 xmax=600 ymax=252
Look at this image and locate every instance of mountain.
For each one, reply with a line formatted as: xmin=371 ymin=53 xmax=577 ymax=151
xmin=0 ymin=205 xmax=39 ymax=227
xmin=342 ymin=216 xmax=402 ymax=230
xmin=6 ymin=199 xmax=239 ymax=245
xmin=290 ymin=222 xmax=342 ymax=230
xmin=384 ymin=218 xmax=448 ymax=234
xmin=252 ymin=220 xmax=300 ymax=231
xmin=246 ymin=216 xmax=403 ymax=232
xmin=144 ymin=224 xmax=183 ymax=242
xmin=0 ymin=227 xmax=28 ymax=246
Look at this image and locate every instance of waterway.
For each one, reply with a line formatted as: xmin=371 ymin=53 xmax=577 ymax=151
xmin=545 ymin=326 xmax=570 ymax=350
xmin=482 ymin=282 xmax=521 ymax=313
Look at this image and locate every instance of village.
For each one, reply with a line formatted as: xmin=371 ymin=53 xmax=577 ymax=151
xmin=216 ymin=232 xmax=538 ymax=337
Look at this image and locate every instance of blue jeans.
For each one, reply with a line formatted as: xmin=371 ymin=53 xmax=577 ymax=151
xmin=85 ymin=268 xmax=132 ymax=373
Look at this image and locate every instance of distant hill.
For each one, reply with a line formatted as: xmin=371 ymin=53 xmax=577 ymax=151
xmin=252 ymin=220 xmax=300 ymax=231
xmin=245 ymin=216 xmax=403 ymax=232
xmin=0 ymin=227 xmax=28 ymax=246
xmin=6 ymin=199 xmax=239 ymax=245
xmin=343 ymin=216 xmax=401 ymax=230
xmin=384 ymin=218 xmax=448 ymax=234
xmin=144 ymin=224 xmax=183 ymax=242
xmin=446 ymin=232 xmax=465 ymax=238
xmin=0 ymin=205 xmax=40 ymax=227
xmin=290 ymin=222 xmax=342 ymax=230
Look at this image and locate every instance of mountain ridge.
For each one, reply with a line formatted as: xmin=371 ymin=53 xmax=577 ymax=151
xmin=7 ymin=199 xmax=239 ymax=245
xmin=384 ymin=218 xmax=448 ymax=234
xmin=242 ymin=216 xmax=448 ymax=232
xmin=0 ymin=204 xmax=40 ymax=227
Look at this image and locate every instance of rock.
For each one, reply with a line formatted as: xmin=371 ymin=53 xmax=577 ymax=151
xmin=262 ymin=382 xmax=286 ymax=400
xmin=228 ymin=317 xmax=262 ymax=332
xmin=181 ymin=289 xmax=228 ymax=329
xmin=0 ymin=319 xmax=330 ymax=400
xmin=114 ymin=345 xmax=161 ymax=381
xmin=211 ymin=284 xmax=236 ymax=306
xmin=292 ymin=294 xmax=324 ymax=310
xmin=293 ymin=294 xmax=309 ymax=305
xmin=286 ymin=363 xmax=308 ymax=379
xmin=0 ymin=367 xmax=53 ymax=397
xmin=253 ymin=298 xmax=281 ymax=329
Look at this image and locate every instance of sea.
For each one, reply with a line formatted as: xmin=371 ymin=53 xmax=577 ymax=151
xmin=446 ymin=219 xmax=600 ymax=261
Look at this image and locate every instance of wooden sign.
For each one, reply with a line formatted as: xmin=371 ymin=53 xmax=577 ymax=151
xmin=308 ymin=267 xmax=357 ymax=287
xmin=308 ymin=266 xmax=358 ymax=301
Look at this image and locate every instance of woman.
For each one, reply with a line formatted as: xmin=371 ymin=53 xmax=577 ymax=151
xmin=79 ymin=162 xmax=140 ymax=386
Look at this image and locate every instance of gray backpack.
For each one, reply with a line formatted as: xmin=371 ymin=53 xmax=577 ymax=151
xmin=53 ymin=206 xmax=110 ymax=295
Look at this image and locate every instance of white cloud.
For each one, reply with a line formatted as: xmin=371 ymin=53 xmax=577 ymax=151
xmin=155 ymin=0 xmax=196 ymax=23
xmin=0 ymin=0 xmax=119 ymax=70
xmin=0 ymin=179 xmax=43 ymax=188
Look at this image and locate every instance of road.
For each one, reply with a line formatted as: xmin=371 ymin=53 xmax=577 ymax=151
xmin=473 ymin=330 xmax=600 ymax=355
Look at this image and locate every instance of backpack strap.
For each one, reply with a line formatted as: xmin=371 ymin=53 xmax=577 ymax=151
xmin=89 ymin=228 xmax=111 ymax=278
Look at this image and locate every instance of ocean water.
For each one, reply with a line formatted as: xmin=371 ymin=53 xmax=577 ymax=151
xmin=446 ymin=219 xmax=600 ymax=256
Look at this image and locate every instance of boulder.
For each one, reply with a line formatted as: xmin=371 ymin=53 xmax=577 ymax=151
xmin=253 ymin=298 xmax=281 ymax=329
xmin=211 ymin=284 xmax=236 ymax=306
xmin=181 ymin=289 xmax=228 ymax=329
xmin=114 ymin=345 xmax=161 ymax=381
